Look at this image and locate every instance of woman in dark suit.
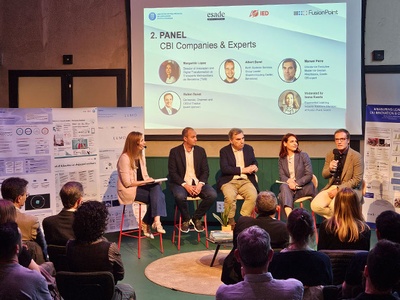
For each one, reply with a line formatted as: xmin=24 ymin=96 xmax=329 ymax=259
xmin=278 ymin=133 xmax=317 ymax=217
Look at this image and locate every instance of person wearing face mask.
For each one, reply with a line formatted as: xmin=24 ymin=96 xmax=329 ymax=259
xmin=278 ymin=133 xmax=317 ymax=218
xmin=311 ymin=128 xmax=364 ymax=219
xmin=117 ymin=131 xmax=167 ymax=238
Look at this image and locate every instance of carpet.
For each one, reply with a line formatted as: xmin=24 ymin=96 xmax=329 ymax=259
xmin=144 ymin=250 xmax=230 ymax=296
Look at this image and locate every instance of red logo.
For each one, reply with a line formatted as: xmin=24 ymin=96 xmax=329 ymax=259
xmin=249 ymin=10 xmax=259 ymax=17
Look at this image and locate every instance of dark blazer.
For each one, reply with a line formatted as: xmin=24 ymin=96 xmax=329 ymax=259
xmin=279 ymin=152 xmax=313 ymax=187
xmin=221 ymin=214 xmax=289 ymax=284
xmin=168 ymin=144 xmax=210 ymax=185
xmin=42 ymin=209 xmax=75 ymax=246
xmin=161 ymin=106 xmax=178 ymax=115
xmin=217 ymin=144 xmax=259 ymax=191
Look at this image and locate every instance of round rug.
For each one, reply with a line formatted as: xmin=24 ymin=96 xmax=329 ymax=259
xmin=144 ymin=250 xmax=229 ymax=296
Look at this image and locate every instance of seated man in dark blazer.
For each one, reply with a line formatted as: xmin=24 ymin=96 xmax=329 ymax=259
xmin=168 ymin=127 xmax=217 ymax=233
xmin=218 ymin=128 xmax=259 ymax=227
xmin=221 ymin=191 xmax=289 ymax=284
xmin=43 ymin=181 xmax=83 ymax=246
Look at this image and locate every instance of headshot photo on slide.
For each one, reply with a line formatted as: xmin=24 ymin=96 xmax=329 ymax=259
xmin=159 ymin=60 xmax=180 ymax=84
xmin=278 ymin=90 xmax=301 ymax=115
xmin=220 ymin=58 xmax=241 ymax=83
xmin=278 ymin=58 xmax=301 ymax=83
xmin=159 ymin=91 xmax=181 ymax=115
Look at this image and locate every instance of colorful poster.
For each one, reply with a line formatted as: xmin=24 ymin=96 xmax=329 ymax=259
xmin=363 ymin=105 xmax=399 ymax=223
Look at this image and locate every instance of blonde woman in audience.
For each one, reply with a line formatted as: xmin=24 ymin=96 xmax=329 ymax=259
xmin=317 ymin=187 xmax=370 ymax=251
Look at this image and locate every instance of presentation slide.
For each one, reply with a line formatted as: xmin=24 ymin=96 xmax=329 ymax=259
xmin=132 ymin=0 xmax=363 ymax=136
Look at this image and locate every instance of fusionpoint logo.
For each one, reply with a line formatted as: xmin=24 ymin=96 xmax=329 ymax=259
xmin=249 ymin=10 xmax=269 ymax=18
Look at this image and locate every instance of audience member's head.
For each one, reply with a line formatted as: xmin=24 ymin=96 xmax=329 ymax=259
xmin=286 ymin=208 xmax=314 ymax=248
xmin=235 ymin=225 xmax=272 ymax=271
xmin=59 ymin=181 xmax=83 ymax=209
xmin=1 ymin=177 xmax=29 ymax=205
xmin=73 ymin=201 xmax=108 ymax=244
xmin=0 ymin=199 xmax=17 ymax=223
xmin=330 ymin=187 xmax=367 ymax=242
xmin=365 ymin=239 xmax=400 ymax=294
xmin=375 ymin=210 xmax=400 ymax=243
xmin=0 ymin=222 xmax=21 ymax=261
xmin=255 ymin=191 xmax=277 ymax=216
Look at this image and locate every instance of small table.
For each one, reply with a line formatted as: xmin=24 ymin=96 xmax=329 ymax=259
xmin=207 ymin=230 xmax=233 ymax=267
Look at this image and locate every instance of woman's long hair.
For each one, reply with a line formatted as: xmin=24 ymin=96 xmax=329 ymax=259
xmin=325 ymin=187 xmax=369 ymax=242
xmin=279 ymin=133 xmax=301 ymax=158
xmin=122 ymin=131 xmax=143 ymax=169
xmin=0 ymin=199 xmax=17 ymax=223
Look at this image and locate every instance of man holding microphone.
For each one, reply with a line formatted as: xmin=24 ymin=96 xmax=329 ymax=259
xmin=311 ymin=128 xmax=364 ymax=219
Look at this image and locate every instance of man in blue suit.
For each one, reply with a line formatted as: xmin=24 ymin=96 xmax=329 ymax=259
xmin=168 ymin=127 xmax=217 ymax=233
xmin=218 ymin=128 xmax=259 ymax=227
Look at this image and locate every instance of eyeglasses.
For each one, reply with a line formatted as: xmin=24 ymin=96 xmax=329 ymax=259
xmin=335 ymin=138 xmax=347 ymax=142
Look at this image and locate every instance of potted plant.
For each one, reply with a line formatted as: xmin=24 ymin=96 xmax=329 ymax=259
xmin=212 ymin=205 xmax=232 ymax=231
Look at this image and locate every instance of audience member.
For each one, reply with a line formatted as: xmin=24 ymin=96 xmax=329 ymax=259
xmin=351 ymin=240 xmax=400 ymax=300
xmin=0 ymin=199 xmax=40 ymax=272
xmin=269 ymin=208 xmax=333 ymax=287
xmin=311 ymin=129 xmax=363 ymax=219
xmin=168 ymin=127 xmax=217 ymax=232
xmin=66 ymin=200 xmax=135 ymax=300
xmin=1 ymin=177 xmax=48 ymax=262
xmin=342 ymin=210 xmax=400 ymax=298
xmin=218 ymin=128 xmax=259 ymax=228
xmin=117 ymin=131 xmax=167 ymax=239
xmin=278 ymin=133 xmax=317 ymax=217
xmin=0 ymin=222 xmax=51 ymax=299
xmin=221 ymin=191 xmax=289 ymax=284
xmin=216 ymin=225 xmax=304 ymax=300
xmin=317 ymin=187 xmax=370 ymax=251
xmin=43 ymin=181 xmax=83 ymax=246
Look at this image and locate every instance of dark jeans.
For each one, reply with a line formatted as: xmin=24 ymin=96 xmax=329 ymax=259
xmin=135 ymin=183 xmax=167 ymax=225
xmin=170 ymin=183 xmax=217 ymax=222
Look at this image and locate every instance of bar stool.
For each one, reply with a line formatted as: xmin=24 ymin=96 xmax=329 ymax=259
xmin=172 ymin=196 xmax=208 ymax=251
xmin=118 ymin=202 xmax=164 ymax=259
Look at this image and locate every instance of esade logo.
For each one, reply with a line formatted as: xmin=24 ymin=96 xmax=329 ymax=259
xmin=207 ymin=11 xmax=225 ymax=21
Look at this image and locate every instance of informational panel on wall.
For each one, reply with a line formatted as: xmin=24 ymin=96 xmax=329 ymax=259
xmin=0 ymin=107 xmax=144 ymax=232
xmin=132 ymin=0 xmax=363 ymax=135
xmin=0 ymin=108 xmax=55 ymax=223
xmin=363 ymin=105 xmax=399 ymax=223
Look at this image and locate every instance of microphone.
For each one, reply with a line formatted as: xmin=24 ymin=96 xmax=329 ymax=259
xmin=333 ymin=148 xmax=340 ymax=161
xmin=144 ymin=146 xmax=147 ymax=149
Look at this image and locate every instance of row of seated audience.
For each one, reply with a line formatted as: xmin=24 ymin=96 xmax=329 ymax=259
xmin=216 ymin=225 xmax=400 ymax=300
xmin=0 ymin=178 xmax=135 ymax=300
xmin=220 ymin=189 xmax=400 ymax=299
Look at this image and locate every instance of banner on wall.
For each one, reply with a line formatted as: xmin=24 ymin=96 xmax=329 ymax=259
xmin=363 ymin=105 xmax=399 ymax=223
xmin=0 ymin=107 xmax=144 ymax=232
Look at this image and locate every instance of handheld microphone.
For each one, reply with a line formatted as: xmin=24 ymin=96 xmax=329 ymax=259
xmin=333 ymin=149 xmax=340 ymax=161
xmin=144 ymin=146 xmax=147 ymax=149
